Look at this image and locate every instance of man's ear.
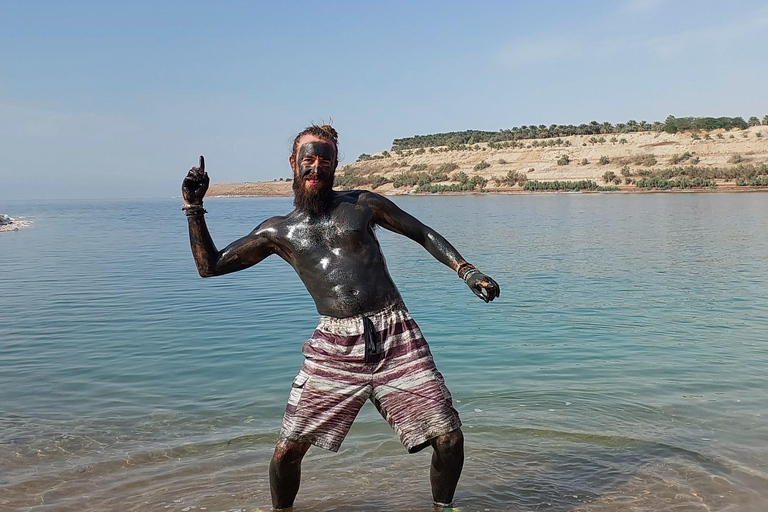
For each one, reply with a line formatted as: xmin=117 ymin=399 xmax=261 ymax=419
xmin=289 ymin=155 xmax=296 ymax=172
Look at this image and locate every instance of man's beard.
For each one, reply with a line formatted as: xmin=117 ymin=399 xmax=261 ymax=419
xmin=293 ymin=174 xmax=335 ymax=216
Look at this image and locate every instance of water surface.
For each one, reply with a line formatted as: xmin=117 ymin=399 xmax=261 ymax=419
xmin=1 ymin=193 xmax=767 ymax=511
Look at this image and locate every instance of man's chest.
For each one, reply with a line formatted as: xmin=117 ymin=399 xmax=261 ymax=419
xmin=281 ymin=208 xmax=374 ymax=255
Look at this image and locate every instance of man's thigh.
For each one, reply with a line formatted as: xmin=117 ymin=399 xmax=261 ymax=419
xmin=280 ymin=366 xmax=372 ymax=452
xmin=371 ymin=364 xmax=462 ymax=453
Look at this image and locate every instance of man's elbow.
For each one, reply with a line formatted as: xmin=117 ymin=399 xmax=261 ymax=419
xmin=196 ymin=266 xmax=216 ymax=278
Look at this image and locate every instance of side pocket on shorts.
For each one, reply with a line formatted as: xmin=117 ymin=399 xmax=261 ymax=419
xmin=287 ymin=373 xmax=310 ymax=410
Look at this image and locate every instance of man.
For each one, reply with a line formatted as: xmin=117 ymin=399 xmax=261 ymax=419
xmin=182 ymin=124 xmax=499 ymax=510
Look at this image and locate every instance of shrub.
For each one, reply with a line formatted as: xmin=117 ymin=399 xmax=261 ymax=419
xmin=602 ymin=171 xmax=616 ymax=183
xmin=620 ymin=165 xmax=632 ymax=176
xmin=497 ymin=158 xmax=508 ymax=164
xmin=496 ymin=170 xmax=527 ymax=186
xmin=470 ymin=175 xmax=488 ymax=188
xmin=415 ymin=182 xmax=480 ymax=193
xmin=670 ymin=152 xmax=693 ymax=164
xmin=729 ymin=154 xmax=744 ymax=164
xmin=599 ymin=156 xmax=610 ymax=165
xmin=335 ymin=169 xmax=391 ymax=190
xmin=633 ymin=154 xmax=657 ymax=166
xmin=580 ymin=158 xmax=589 ymax=165
xmin=357 ymin=153 xmax=373 ymax=161
xmin=473 ymin=161 xmax=491 ymax=171
xmin=557 ymin=154 xmax=571 ymax=166
xmin=635 ymin=177 xmax=716 ymax=189
xmin=619 ymin=138 xmax=627 ymax=144
xmin=736 ymin=176 xmax=768 ymax=186
xmin=523 ymin=180 xmax=617 ymax=192
xmin=453 ymin=171 xmax=469 ymax=184
xmin=436 ymin=162 xmax=459 ymax=173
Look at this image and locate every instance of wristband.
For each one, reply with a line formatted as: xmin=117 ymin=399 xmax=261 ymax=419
xmin=462 ymin=268 xmax=480 ymax=283
xmin=182 ymin=204 xmax=207 ymax=216
xmin=456 ymin=262 xmax=475 ymax=278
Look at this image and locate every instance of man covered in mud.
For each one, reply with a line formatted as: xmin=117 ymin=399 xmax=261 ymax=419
xmin=182 ymin=124 xmax=499 ymax=510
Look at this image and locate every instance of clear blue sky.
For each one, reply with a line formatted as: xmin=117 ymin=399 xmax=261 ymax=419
xmin=1 ymin=0 xmax=766 ymax=200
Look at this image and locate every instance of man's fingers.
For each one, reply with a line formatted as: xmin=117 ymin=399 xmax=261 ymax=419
xmin=488 ymin=277 xmax=500 ymax=299
xmin=472 ymin=286 xmax=488 ymax=303
xmin=199 ymin=155 xmax=205 ymax=173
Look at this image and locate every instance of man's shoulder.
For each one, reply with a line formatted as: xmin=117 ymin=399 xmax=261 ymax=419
xmin=334 ymin=189 xmax=384 ymax=205
xmin=251 ymin=214 xmax=290 ymax=236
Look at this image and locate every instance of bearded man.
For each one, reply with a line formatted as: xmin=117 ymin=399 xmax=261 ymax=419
xmin=182 ymin=124 xmax=499 ymax=510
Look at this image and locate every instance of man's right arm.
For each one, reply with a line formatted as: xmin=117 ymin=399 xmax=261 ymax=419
xmin=187 ymin=216 xmax=276 ymax=277
xmin=182 ymin=156 xmax=276 ymax=277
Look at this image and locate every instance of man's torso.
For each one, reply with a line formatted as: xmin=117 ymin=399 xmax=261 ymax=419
xmin=263 ymin=190 xmax=403 ymax=317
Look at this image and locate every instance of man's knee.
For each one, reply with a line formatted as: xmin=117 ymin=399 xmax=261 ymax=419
xmin=431 ymin=429 xmax=464 ymax=458
xmin=271 ymin=438 xmax=311 ymax=465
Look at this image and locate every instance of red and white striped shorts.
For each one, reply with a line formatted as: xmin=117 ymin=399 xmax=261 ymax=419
xmin=280 ymin=303 xmax=461 ymax=453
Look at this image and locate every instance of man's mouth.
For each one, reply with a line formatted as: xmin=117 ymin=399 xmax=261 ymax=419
xmin=303 ymin=174 xmax=323 ymax=186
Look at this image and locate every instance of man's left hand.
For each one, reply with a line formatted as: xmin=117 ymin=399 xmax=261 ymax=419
xmin=466 ymin=272 xmax=500 ymax=303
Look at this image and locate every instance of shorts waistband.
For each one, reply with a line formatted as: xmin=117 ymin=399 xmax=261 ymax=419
xmin=317 ymin=301 xmax=409 ymax=334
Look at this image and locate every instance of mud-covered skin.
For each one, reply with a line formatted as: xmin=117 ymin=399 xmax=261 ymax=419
xmin=186 ymin=187 xmax=498 ymax=317
xmin=183 ymin=142 xmax=499 ymax=316
xmin=297 ymin=141 xmax=336 ymax=179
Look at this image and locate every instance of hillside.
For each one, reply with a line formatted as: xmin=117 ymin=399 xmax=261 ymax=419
xmin=207 ymin=125 xmax=768 ymax=196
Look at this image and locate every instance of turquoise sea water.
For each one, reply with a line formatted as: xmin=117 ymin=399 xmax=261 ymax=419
xmin=1 ymin=193 xmax=767 ymax=512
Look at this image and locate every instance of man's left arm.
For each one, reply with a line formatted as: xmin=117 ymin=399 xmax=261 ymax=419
xmin=365 ymin=192 xmax=500 ymax=302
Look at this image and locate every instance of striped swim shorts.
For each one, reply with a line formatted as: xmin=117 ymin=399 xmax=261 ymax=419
xmin=280 ymin=302 xmax=461 ymax=453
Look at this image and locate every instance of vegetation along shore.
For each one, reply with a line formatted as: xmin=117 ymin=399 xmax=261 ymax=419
xmin=207 ymin=115 xmax=768 ymax=197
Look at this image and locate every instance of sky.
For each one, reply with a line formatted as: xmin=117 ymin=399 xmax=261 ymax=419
xmin=1 ymin=0 xmax=767 ymax=200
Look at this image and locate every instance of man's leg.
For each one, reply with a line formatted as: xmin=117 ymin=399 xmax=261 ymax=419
xmin=269 ymin=438 xmax=311 ymax=510
xmin=429 ymin=428 xmax=464 ymax=507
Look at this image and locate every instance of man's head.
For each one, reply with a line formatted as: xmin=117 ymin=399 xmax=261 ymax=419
xmin=290 ymin=124 xmax=339 ymax=215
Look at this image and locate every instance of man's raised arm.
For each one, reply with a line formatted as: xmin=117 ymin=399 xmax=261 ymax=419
xmin=182 ymin=156 xmax=275 ymax=277
xmin=365 ymin=192 xmax=500 ymax=302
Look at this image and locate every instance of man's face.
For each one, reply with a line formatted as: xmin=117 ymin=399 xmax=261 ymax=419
xmin=290 ymin=135 xmax=337 ymax=193
xmin=290 ymin=135 xmax=337 ymax=215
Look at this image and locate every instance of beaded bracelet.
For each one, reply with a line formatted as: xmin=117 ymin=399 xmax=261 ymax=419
xmin=456 ymin=262 xmax=475 ymax=278
xmin=182 ymin=204 xmax=207 ymax=216
xmin=462 ymin=268 xmax=480 ymax=283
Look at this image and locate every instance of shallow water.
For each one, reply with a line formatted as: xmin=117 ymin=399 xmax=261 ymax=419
xmin=1 ymin=193 xmax=767 ymax=511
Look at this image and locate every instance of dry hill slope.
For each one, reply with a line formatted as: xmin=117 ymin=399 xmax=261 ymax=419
xmin=207 ymin=126 xmax=768 ymax=196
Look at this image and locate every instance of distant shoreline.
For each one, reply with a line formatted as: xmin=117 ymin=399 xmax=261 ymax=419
xmin=206 ymin=182 xmax=768 ymax=198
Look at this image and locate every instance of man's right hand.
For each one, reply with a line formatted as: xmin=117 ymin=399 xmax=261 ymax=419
xmin=182 ymin=155 xmax=209 ymax=205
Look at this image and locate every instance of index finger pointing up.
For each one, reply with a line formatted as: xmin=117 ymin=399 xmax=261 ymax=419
xmin=199 ymin=155 xmax=205 ymax=173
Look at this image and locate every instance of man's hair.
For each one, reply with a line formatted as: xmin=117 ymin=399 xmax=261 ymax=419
xmin=291 ymin=124 xmax=339 ymax=159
